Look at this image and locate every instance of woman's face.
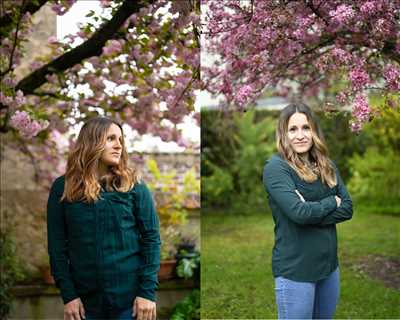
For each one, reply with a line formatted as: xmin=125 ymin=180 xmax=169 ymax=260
xmin=100 ymin=123 xmax=123 ymax=167
xmin=287 ymin=112 xmax=313 ymax=155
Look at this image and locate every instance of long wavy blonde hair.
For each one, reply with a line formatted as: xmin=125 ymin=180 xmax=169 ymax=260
xmin=61 ymin=116 xmax=140 ymax=203
xmin=276 ymin=103 xmax=337 ymax=188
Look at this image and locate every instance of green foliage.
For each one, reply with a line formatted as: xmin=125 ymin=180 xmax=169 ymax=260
xmin=146 ymin=159 xmax=200 ymax=259
xmin=348 ymin=147 xmax=400 ymax=215
xmin=146 ymin=158 xmax=187 ymax=226
xmin=0 ymin=230 xmax=25 ymax=319
xmin=201 ymin=160 xmax=234 ymax=207
xmin=364 ymin=100 xmax=400 ymax=153
xmin=201 ymin=110 xmax=276 ymax=211
xmin=346 ymin=103 xmax=400 ymax=215
xmin=170 ymin=289 xmax=200 ymax=320
xmin=159 ymin=226 xmax=181 ymax=260
xmin=176 ymin=250 xmax=200 ymax=280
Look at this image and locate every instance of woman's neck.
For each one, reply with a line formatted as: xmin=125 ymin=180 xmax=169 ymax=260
xmin=298 ymin=152 xmax=310 ymax=163
xmin=97 ymin=162 xmax=109 ymax=179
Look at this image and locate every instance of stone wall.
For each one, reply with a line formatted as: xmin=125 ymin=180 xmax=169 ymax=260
xmin=10 ymin=279 xmax=196 ymax=320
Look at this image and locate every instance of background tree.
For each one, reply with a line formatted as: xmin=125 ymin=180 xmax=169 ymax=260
xmin=0 ymin=0 xmax=199 ymax=186
xmin=203 ymin=0 xmax=399 ymax=132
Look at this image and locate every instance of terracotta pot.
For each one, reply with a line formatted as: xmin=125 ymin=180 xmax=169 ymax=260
xmin=39 ymin=266 xmax=55 ymax=285
xmin=158 ymin=259 xmax=176 ymax=281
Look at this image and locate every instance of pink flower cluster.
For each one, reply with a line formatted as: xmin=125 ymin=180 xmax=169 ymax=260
xmin=384 ymin=64 xmax=400 ymax=91
xmin=0 ymin=90 xmax=26 ymax=109
xmin=329 ymin=4 xmax=355 ymax=25
xmin=331 ymin=48 xmax=352 ymax=64
xmin=0 ymin=92 xmax=13 ymax=106
xmin=234 ymin=85 xmax=253 ymax=108
xmin=10 ymin=111 xmax=49 ymax=139
xmin=360 ymin=1 xmax=377 ymax=15
xmin=51 ymin=0 xmax=76 ymax=16
xmin=48 ymin=36 xmax=59 ymax=44
xmin=102 ymin=40 xmax=123 ymax=56
xmin=350 ymin=94 xmax=371 ymax=132
xmin=50 ymin=129 xmax=70 ymax=153
xmin=349 ymin=68 xmax=370 ymax=90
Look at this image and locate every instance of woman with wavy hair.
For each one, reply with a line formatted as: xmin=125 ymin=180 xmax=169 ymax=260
xmin=47 ymin=116 xmax=160 ymax=320
xmin=263 ymin=103 xmax=353 ymax=319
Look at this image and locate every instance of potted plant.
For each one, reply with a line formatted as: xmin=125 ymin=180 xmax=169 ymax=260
xmin=158 ymin=226 xmax=181 ymax=281
xmin=175 ymin=237 xmax=200 ymax=284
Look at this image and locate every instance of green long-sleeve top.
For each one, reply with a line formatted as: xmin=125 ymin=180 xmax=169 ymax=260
xmin=263 ymin=153 xmax=353 ymax=282
xmin=47 ymin=176 xmax=161 ymax=312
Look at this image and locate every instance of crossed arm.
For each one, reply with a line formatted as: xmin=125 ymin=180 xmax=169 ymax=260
xmin=263 ymin=159 xmax=353 ymax=226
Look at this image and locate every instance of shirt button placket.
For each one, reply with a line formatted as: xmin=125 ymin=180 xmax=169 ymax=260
xmin=94 ymin=201 xmax=105 ymax=305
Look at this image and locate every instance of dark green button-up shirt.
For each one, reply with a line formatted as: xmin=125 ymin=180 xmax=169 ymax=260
xmin=263 ymin=154 xmax=353 ymax=282
xmin=47 ymin=176 xmax=161 ymax=312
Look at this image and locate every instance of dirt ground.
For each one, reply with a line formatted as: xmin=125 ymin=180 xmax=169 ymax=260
xmin=353 ymin=254 xmax=400 ymax=290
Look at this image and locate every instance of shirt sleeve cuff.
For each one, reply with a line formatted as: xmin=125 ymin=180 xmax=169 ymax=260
xmin=56 ymin=279 xmax=79 ymax=304
xmin=137 ymin=279 xmax=158 ymax=302
xmin=137 ymin=289 xmax=156 ymax=302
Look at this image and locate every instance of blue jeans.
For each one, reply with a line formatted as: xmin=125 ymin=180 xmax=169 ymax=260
xmin=275 ymin=267 xmax=340 ymax=319
xmin=85 ymin=308 xmax=134 ymax=320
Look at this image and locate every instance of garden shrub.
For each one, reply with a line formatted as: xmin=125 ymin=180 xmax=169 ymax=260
xmin=170 ymin=289 xmax=200 ymax=320
xmin=348 ymin=147 xmax=400 ymax=215
xmin=201 ymin=110 xmax=275 ymax=211
xmin=0 ymin=230 xmax=25 ymax=319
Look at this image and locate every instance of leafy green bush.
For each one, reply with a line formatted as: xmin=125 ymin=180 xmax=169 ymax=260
xmin=201 ymin=110 xmax=275 ymax=211
xmin=170 ymin=289 xmax=200 ymax=320
xmin=202 ymin=159 xmax=234 ymax=207
xmin=348 ymin=147 xmax=400 ymax=215
xmin=0 ymin=230 xmax=25 ymax=319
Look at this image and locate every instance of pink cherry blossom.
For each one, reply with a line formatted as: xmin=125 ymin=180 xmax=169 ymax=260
xmin=349 ymin=68 xmax=370 ymax=90
xmin=50 ymin=129 xmax=70 ymax=153
xmin=384 ymin=64 xmax=400 ymax=91
xmin=10 ymin=111 xmax=49 ymax=139
xmin=329 ymin=4 xmax=355 ymax=25
xmin=360 ymin=1 xmax=377 ymax=16
xmin=14 ymin=90 xmax=27 ymax=107
xmin=51 ymin=1 xmax=76 ymax=16
xmin=102 ymin=39 xmax=123 ymax=56
xmin=205 ymin=0 xmax=398 ymax=132
xmin=51 ymin=4 xmax=67 ymax=15
xmin=48 ymin=36 xmax=58 ymax=44
xmin=335 ymin=92 xmax=347 ymax=104
xmin=2 ymin=75 xmax=16 ymax=87
xmin=0 ymin=92 xmax=13 ymax=106
xmin=331 ymin=48 xmax=352 ymax=64
xmin=1 ymin=0 xmax=199 ymax=184
xmin=235 ymin=85 xmax=254 ymax=107
xmin=350 ymin=94 xmax=371 ymax=133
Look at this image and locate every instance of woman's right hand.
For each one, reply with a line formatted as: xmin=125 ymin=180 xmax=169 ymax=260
xmin=64 ymin=297 xmax=85 ymax=320
xmin=335 ymin=195 xmax=342 ymax=208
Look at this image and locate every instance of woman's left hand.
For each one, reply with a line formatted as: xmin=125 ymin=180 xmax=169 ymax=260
xmin=132 ymin=296 xmax=156 ymax=320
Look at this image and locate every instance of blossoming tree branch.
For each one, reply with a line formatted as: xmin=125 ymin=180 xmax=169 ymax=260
xmin=0 ymin=0 xmax=199 ymax=185
xmin=203 ymin=0 xmax=399 ymax=132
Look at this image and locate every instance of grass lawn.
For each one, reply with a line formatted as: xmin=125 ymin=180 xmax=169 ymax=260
xmin=201 ymin=208 xmax=400 ymax=319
